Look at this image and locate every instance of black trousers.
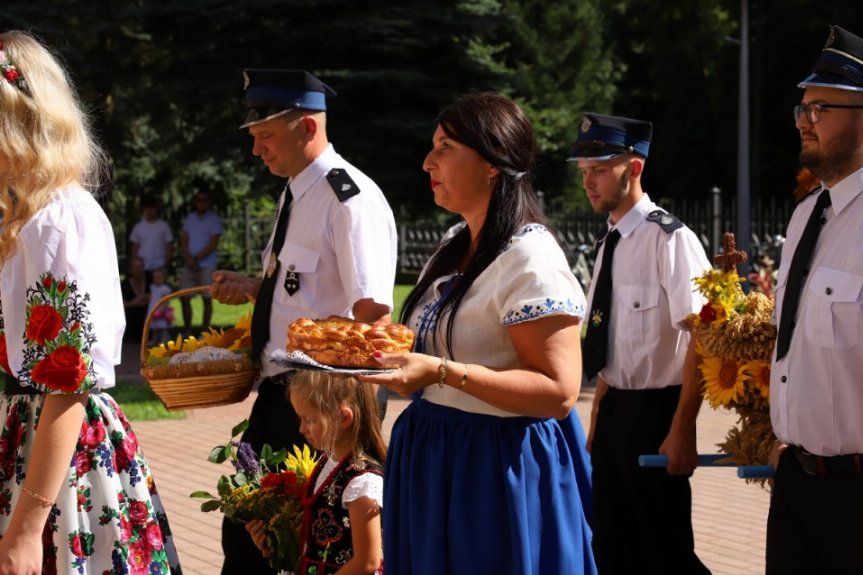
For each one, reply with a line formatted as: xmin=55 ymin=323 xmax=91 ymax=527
xmin=766 ymin=447 xmax=863 ymax=574
xmin=221 ymin=375 xmax=303 ymax=575
xmin=591 ymin=385 xmax=710 ymax=575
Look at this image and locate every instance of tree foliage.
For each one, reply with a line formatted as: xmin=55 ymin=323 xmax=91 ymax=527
xmin=3 ymin=0 xmax=861 ymax=250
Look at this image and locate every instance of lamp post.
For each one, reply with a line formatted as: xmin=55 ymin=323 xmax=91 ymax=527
xmin=736 ymin=0 xmax=751 ymax=270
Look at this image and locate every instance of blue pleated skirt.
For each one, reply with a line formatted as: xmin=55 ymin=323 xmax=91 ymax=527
xmin=383 ymin=398 xmax=597 ymax=575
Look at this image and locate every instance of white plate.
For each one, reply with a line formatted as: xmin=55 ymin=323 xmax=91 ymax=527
xmin=269 ymin=349 xmax=397 ymax=375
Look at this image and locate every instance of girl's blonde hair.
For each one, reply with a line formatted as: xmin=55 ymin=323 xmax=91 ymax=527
xmin=290 ymin=371 xmax=387 ymax=465
xmin=0 ymin=30 xmax=107 ymax=266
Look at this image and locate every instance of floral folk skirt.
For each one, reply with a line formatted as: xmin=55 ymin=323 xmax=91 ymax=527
xmin=0 ymin=391 xmax=182 ymax=574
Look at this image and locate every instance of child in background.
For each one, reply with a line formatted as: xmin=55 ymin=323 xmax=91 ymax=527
xmin=147 ymin=267 xmax=174 ymax=344
xmin=246 ymin=371 xmax=385 ymax=575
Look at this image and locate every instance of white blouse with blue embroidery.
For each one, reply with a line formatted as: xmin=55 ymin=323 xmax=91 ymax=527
xmin=414 ymin=223 xmax=586 ymax=417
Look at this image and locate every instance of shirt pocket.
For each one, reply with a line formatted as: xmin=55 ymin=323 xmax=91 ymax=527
xmin=803 ymin=267 xmax=863 ymax=349
xmin=278 ymin=241 xmax=320 ymax=308
xmin=617 ymin=284 xmax=661 ymax=343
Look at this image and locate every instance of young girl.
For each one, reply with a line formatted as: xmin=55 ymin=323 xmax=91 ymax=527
xmin=147 ymin=267 xmax=174 ymax=344
xmin=246 ymin=372 xmax=386 ymax=575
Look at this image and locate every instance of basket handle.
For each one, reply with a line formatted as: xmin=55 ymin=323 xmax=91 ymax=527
xmin=140 ymin=285 xmax=213 ymax=364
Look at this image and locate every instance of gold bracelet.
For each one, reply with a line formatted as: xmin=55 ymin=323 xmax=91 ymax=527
xmin=459 ymin=363 xmax=468 ymax=389
xmin=21 ymin=486 xmax=53 ymax=509
xmin=438 ymin=356 xmax=448 ymax=388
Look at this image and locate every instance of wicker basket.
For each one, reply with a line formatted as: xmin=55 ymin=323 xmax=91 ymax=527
xmin=140 ymin=286 xmax=258 ymax=411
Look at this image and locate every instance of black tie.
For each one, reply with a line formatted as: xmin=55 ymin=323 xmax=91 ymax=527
xmin=251 ymin=188 xmax=292 ymax=359
xmin=775 ymin=189 xmax=831 ymax=360
xmin=583 ymin=229 xmax=621 ymax=381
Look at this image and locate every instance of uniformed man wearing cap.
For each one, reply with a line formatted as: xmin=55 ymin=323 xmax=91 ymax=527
xmin=210 ymin=69 xmax=397 ymax=575
xmin=570 ymin=113 xmax=712 ymax=574
xmin=766 ymin=25 xmax=863 ymax=574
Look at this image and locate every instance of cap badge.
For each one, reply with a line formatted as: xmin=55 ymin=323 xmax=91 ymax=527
xmin=243 ymin=71 xmax=250 ymax=90
xmin=581 ymin=116 xmax=592 ymax=133
xmin=826 ymin=27 xmax=836 ymax=48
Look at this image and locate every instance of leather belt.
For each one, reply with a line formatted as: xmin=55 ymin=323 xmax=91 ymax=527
xmin=2 ymin=373 xmax=40 ymax=396
xmin=789 ymin=444 xmax=863 ymax=476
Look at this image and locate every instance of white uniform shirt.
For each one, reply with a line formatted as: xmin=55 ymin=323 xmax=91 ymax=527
xmin=261 ymin=144 xmax=397 ymax=377
xmin=0 ymin=186 xmax=124 ymax=391
xmin=771 ymin=166 xmax=863 ymax=456
xmin=588 ymin=194 xmax=710 ymax=390
xmin=415 ymin=224 xmax=586 ymax=417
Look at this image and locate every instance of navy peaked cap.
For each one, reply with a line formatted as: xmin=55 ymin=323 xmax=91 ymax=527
xmin=567 ymin=113 xmax=653 ymax=161
xmin=240 ymin=69 xmax=337 ymax=129
xmin=799 ymin=25 xmax=863 ymax=92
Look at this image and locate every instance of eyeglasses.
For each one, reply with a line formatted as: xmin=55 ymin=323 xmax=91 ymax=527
xmin=793 ymin=102 xmax=863 ymax=124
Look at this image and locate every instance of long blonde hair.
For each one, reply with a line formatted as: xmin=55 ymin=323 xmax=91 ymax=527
xmin=290 ymin=371 xmax=387 ymax=465
xmin=0 ymin=30 xmax=106 ymax=266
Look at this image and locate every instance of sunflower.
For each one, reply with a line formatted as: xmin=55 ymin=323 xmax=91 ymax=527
xmin=743 ymin=359 xmax=771 ymax=401
xmin=700 ymin=354 xmax=746 ymax=408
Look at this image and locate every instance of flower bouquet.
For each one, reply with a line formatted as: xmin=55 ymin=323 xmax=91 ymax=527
xmin=191 ymin=419 xmax=319 ymax=572
xmin=688 ymin=233 xmax=777 ymax=479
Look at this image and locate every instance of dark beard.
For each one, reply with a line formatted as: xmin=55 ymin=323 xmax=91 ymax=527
xmin=800 ymin=116 xmax=863 ymax=183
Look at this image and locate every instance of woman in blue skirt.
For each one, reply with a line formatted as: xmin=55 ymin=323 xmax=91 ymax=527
xmin=361 ymin=92 xmax=597 ymax=574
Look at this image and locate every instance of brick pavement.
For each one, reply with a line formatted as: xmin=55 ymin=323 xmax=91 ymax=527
xmin=130 ymin=376 xmax=769 ymax=574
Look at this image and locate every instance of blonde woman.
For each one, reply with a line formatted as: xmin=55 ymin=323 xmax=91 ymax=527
xmin=0 ymin=31 xmax=181 ymax=574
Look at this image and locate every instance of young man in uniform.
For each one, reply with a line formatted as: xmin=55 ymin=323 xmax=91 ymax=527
xmin=767 ymin=25 xmax=863 ymax=574
xmin=571 ymin=113 xmax=712 ymax=574
xmin=210 ymin=69 xmax=398 ymax=575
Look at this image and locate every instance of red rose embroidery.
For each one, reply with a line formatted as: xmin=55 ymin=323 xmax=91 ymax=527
xmin=42 ymin=275 xmax=52 ymax=289
xmin=69 ymin=533 xmax=85 ymax=558
xmin=145 ymin=522 xmax=164 ymax=550
xmin=57 ymin=280 xmax=67 ymax=293
xmin=128 ymin=538 xmax=151 ymax=575
xmin=30 ymin=345 xmax=88 ymax=391
xmin=0 ymin=334 xmax=12 ymax=374
xmin=128 ymin=499 xmax=149 ymax=524
xmin=74 ymin=451 xmax=92 ymax=476
xmin=80 ymin=420 xmax=106 ymax=448
xmin=26 ymin=304 xmax=63 ymax=345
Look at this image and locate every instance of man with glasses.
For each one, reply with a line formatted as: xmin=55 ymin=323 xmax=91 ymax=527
xmin=767 ymin=25 xmax=863 ymax=574
xmin=179 ymin=185 xmax=224 ymax=332
xmin=570 ymin=113 xmax=712 ymax=574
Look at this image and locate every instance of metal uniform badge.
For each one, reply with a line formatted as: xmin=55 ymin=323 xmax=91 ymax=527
xmin=284 ymin=264 xmax=300 ymax=296
xmin=661 ymin=216 xmax=673 ymax=226
xmin=581 ymin=116 xmax=592 ymax=133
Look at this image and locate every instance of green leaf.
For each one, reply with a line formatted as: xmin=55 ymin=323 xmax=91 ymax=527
xmin=234 ymin=472 xmax=248 ymax=486
xmin=189 ymin=490 xmax=216 ymax=499
xmin=208 ymin=445 xmax=227 ymax=463
xmin=200 ymin=499 xmax=223 ymax=512
xmin=231 ymin=419 xmax=250 ymax=438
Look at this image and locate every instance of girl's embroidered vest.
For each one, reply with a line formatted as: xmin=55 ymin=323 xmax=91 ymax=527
xmin=299 ymin=454 xmax=383 ymax=575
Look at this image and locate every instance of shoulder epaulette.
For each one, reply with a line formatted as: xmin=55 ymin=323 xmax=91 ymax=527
xmin=326 ymin=168 xmax=361 ymax=202
xmin=646 ymin=209 xmax=684 ymax=233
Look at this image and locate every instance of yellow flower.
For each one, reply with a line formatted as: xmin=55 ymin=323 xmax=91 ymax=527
xmin=285 ymin=444 xmax=319 ymax=482
xmin=700 ymin=354 xmax=747 ymax=408
xmin=743 ymin=359 xmax=771 ymax=400
xmin=235 ymin=312 xmax=252 ymax=331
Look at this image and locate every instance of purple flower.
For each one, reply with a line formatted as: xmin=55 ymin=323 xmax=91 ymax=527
xmin=232 ymin=441 xmax=260 ymax=476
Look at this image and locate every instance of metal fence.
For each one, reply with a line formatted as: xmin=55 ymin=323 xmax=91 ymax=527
xmin=216 ymin=190 xmax=795 ymax=285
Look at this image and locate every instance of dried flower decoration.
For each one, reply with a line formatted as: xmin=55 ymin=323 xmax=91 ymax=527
xmin=0 ymin=40 xmax=31 ymax=95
